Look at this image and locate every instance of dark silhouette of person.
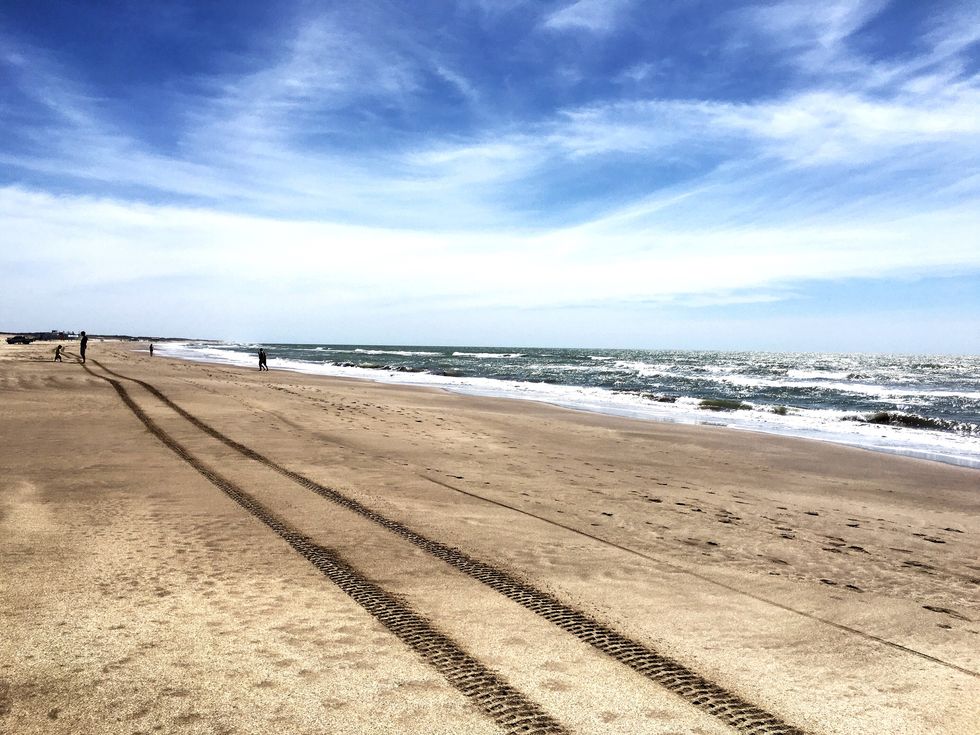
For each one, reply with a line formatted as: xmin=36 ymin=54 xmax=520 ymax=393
xmin=54 ymin=345 xmax=63 ymax=362
xmin=258 ymin=348 xmax=268 ymax=371
xmin=79 ymin=331 xmax=88 ymax=363
xmin=149 ymin=343 xmax=154 ymax=356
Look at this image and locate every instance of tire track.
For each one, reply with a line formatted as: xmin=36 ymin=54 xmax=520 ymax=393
xmin=207 ymin=381 xmax=980 ymax=679
xmin=417 ymin=477 xmax=980 ymax=680
xmin=92 ymin=359 xmax=809 ymax=735
xmin=97 ymin=357 xmax=980 ymax=681
xmin=83 ymin=364 xmax=568 ymax=735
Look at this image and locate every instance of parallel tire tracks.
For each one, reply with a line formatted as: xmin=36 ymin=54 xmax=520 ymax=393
xmin=84 ymin=364 xmax=569 ymax=735
xmin=220 ymin=381 xmax=980 ymax=681
xmin=92 ymin=359 xmax=810 ymax=735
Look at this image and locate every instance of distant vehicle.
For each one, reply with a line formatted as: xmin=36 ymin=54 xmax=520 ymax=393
xmin=6 ymin=335 xmax=33 ymax=344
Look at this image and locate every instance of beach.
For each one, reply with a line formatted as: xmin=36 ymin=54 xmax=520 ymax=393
xmin=2 ymin=339 xmax=978 ymax=734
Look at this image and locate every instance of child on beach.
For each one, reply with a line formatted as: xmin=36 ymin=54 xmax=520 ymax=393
xmin=54 ymin=345 xmax=63 ymax=362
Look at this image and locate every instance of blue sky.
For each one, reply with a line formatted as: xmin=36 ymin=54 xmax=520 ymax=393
xmin=1 ymin=0 xmax=978 ymax=352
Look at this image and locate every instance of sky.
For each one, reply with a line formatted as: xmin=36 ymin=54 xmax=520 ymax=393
xmin=1 ymin=0 xmax=979 ymax=352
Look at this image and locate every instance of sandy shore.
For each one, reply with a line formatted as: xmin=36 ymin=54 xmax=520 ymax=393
xmin=2 ymin=339 xmax=978 ymax=734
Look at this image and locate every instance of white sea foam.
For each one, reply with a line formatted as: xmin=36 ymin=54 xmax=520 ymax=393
xmin=353 ymin=348 xmax=443 ymax=356
xmin=152 ymin=342 xmax=980 ymax=469
xmin=715 ymin=373 xmax=980 ymax=400
xmin=612 ymin=360 xmax=678 ymax=377
xmin=453 ymin=352 xmax=524 ymax=358
xmin=786 ymin=369 xmax=852 ymax=380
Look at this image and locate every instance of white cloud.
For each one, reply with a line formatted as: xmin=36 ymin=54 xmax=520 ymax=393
xmin=2 ymin=3 xmax=978 ymax=333
xmin=711 ymin=90 xmax=980 ymax=164
xmin=542 ymin=0 xmax=632 ymax=34
xmin=3 ymin=185 xmax=978 ymax=322
xmin=923 ymin=1 xmax=980 ymax=64
xmin=732 ymin=0 xmax=890 ymax=74
xmin=741 ymin=0 xmax=887 ymax=48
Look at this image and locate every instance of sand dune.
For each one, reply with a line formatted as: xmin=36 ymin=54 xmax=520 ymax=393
xmin=2 ymin=340 xmax=977 ymax=734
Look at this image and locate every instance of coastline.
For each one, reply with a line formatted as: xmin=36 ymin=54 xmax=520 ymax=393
xmin=3 ymin=339 xmax=978 ymax=734
xmin=155 ymin=340 xmax=980 ymax=470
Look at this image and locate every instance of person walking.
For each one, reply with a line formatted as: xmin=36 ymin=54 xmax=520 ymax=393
xmin=149 ymin=343 xmax=154 ymax=356
xmin=258 ymin=348 xmax=268 ymax=371
xmin=54 ymin=345 xmax=63 ymax=362
xmin=79 ymin=331 xmax=88 ymax=363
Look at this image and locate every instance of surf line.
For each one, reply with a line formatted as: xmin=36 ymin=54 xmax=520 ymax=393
xmin=80 ymin=362 xmax=569 ymax=735
xmin=89 ymin=359 xmax=810 ymax=735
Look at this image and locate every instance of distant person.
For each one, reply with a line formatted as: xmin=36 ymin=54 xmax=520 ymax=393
xmin=149 ymin=343 xmax=154 ymax=356
xmin=79 ymin=331 xmax=88 ymax=363
xmin=258 ymin=348 xmax=268 ymax=371
xmin=54 ymin=345 xmax=63 ymax=362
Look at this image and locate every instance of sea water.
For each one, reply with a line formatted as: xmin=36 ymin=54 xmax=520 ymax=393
xmin=155 ymin=343 xmax=980 ymax=470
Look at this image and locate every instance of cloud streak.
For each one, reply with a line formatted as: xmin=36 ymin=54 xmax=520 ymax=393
xmin=542 ymin=0 xmax=633 ymax=34
xmin=1 ymin=1 xmax=978 ymax=348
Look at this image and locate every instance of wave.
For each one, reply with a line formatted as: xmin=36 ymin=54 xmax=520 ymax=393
xmin=353 ymin=348 xmax=443 ymax=356
xmin=707 ymin=374 xmax=980 ymax=401
xmin=612 ymin=360 xmax=677 ymax=375
xmin=786 ymin=369 xmax=852 ymax=380
xmin=842 ymin=411 xmax=979 ymax=435
xmin=452 ymin=352 xmax=524 ymax=358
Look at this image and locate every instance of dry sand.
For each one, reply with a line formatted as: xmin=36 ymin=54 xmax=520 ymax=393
xmin=1 ymin=339 xmax=977 ymax=734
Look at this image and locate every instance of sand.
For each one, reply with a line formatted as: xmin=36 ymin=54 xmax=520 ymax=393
xmin=1 ymin=339 xmax=977 ymax=734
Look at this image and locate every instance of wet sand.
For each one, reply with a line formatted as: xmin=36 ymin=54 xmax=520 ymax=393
xmin=2 ymin=339 xmax=978 ymax=734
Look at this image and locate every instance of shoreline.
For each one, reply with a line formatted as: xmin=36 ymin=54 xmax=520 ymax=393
xmin=3 ymin=339 xmax=979 ymax=733
xmin=153 ymin=341 xmax=980 ymax=471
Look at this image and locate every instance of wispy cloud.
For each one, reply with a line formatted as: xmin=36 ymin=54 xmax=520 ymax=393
xmin=542 ymin=0 xmax=633 ymax=34
xmin=733 ymin=0 xmax=888 ymax=60
xmin=4 ymin=183 xmax=977 ymax=314
xmin=1 ymin=1 xmax=978 ymax=347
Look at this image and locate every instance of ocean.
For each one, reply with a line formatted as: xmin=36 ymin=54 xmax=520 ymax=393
xmin=155 ymin=342 xmax=980 ymax=470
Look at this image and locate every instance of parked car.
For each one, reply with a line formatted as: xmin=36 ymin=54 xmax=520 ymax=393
xmin=6 ymin=335 xmax=33 ymax=344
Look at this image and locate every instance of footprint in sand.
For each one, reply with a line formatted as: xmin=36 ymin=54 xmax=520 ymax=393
xmin=903 ymin=560 xmax=934 ymax=572
xmin=923 ymin=605 xmax=969 ymax=621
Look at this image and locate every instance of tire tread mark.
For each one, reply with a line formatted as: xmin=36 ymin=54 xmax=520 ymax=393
xmin=94 ymin=359 xmax=809 ymax=735
xmin=86 ymin=365 xmax=568 ymax=735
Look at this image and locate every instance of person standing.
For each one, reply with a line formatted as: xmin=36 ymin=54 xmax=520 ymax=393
xmin=149 ymin=343 xmax=154 ymax=357
xmin=79 ymin=331 xmax=88 ymax=363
